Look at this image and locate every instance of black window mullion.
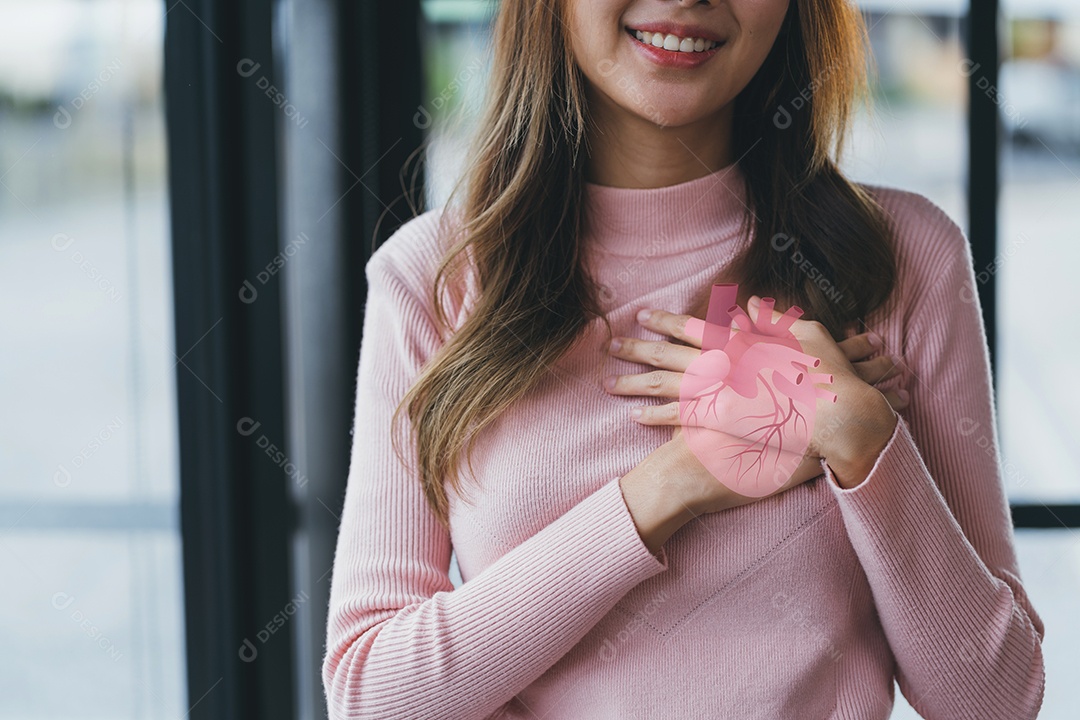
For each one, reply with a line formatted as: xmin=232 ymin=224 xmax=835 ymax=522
xmin=1011 ymin=504 xmax=1080 ymax=529
xmin=165 ymin=0 xmax=296 ymax=717
xmin=964 ymin=0 xmax=1000 ymax=378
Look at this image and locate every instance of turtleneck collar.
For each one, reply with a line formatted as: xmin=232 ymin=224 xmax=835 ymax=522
xmin=582 ymin=160 xmax=750 ymax=258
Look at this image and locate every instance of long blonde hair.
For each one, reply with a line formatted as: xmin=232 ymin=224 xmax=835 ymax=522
xmin=393 ymin=0 xmax=896 ymax=528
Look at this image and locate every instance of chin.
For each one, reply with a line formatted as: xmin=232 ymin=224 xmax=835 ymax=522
xmin=620 ymin=95 xmax=727 ymax=129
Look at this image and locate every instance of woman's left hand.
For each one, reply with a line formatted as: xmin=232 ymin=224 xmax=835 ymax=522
xmin=602 ymin=295 xmax=902 ymax=489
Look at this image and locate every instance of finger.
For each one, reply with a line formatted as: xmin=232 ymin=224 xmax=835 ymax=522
xmin=837 ymin=331 xmax=885 ymax=363
xmin=880 ymin=388 xmax=910 ymax=411
xmin=852 ymin=354 xmax=903 ymax=385
xmin=745 ymin=295 xmax=808 ymax=340
xmin=604 ymin=369 xmax=683 ymax=399
xmin=608 ymin=334 xmax=700 ymax=372
xmin=630 ymin=400 xmax=681 ymax=426
xmin=636 ymin=307 xmax=706 ymax=349
xmin=747 ymin=294 xmax=794 ymax=328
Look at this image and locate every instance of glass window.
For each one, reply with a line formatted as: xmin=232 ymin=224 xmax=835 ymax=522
xmin=0 ymin=1 xmax=186 ymax=716
xmin=998 ymin=0 xmax=1080 ymax=505
xmin=844 ymin=1 xmax=967 ymax=226
xmin=420 ymin=0 xmax=496 ymax=211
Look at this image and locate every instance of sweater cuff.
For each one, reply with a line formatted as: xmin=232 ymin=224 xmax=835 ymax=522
xmin=819 ymin=413 xmax=970 ymax=555
xmin=821 ymin=411 xmax=925 ymax=501
xmin=599 ymin=475 xmax=670 ymax=572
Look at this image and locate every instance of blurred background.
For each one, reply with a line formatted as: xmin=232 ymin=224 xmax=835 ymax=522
xmin=0 ymin=0 xmax=1076 ymax=718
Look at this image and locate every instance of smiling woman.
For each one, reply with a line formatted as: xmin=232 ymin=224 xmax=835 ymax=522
xmin=322 ymin=1 xmax=1046 ymax=719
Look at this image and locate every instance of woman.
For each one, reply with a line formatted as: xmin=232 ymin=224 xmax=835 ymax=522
xmin=323 ymin=1 xmax=1046 ymax=718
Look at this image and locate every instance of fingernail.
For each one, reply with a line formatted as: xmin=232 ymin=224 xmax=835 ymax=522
xmin=637 ymin=308 xmax=653 ymax=323
xmin=890 ymin=354 xmax=901 ymax=366
xmin=604 ymin=375 xmax=617 ymax=390
xmin=867 ymin=333 xmax=882 ymax=348
xmin=630 ymin=407 xmax=642 ymax=419
xmin=608 ymin=338 xmax=622 ymax=352
xmin=897 ymin=388 xmax=910 ymax=403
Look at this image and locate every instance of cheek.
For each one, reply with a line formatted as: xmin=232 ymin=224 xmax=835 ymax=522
xmin=738 ymin=0 xmax=790 ymax=48
xmin=737 ymin=0 xmax=790 ymax=24
xmin=728 ymin=2 xmax=790 ymax=76
xmin=566 ymin=5 xmax=634 ymax=114
xmin=566 ymin=1 xmax=625 ymax=74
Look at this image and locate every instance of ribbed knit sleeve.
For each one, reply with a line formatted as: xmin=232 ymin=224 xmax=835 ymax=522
xmin=818 ymin=204 xmax=1045 ymax=719
xmin=321 ymin=225 xmax=670 ymax=720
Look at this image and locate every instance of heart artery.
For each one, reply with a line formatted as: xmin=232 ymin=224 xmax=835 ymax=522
xmin=679 ymin=284 xmax=837 ymax=498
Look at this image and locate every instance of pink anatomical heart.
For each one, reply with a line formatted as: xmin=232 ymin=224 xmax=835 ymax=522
xmin=679 ymin=284 xmax=837 ymax=498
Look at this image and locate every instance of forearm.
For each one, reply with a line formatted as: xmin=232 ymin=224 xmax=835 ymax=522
xmin=325 ymin=475 xmax=669 ymax=720
xmin=822 ymin=416 xmax=1045 ymax=719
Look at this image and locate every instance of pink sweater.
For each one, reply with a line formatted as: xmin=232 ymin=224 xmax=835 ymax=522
xmin=322 ymin=162 xmax=1046 ymax=719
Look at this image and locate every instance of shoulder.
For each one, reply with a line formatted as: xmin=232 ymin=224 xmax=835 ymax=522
xmin=857 ymin=181 xmax=970 ymax=267
xmin=364 ymin=204 xmax=471 ymax=333
xmin=366 ymin=205 xmax=463 ymax=287
xmin=855 ymin=181 xmax=974 ymax=314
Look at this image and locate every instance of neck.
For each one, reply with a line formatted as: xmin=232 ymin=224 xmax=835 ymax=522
xmin=581 ymin=154 xmax=748 ymax=263
xmin=584 ymin=88 xmax=735 ymax=189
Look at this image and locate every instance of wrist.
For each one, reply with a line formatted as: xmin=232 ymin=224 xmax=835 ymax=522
xmin=825 ymin=390 xmax=897 ymax=490
xmin=619 ymin=447 xmax=700 ymax=554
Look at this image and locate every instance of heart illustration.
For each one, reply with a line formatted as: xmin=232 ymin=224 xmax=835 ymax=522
xmin=679 ymin=284 xmax=837 ymax=498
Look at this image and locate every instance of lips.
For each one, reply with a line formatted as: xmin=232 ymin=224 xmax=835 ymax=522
xmin=623 ymin=22 xmax=725 ymax=69
xmin=625 ymin=21 xmax=725 ymax=44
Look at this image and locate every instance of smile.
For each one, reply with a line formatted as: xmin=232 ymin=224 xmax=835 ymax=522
xmin=628 ymin=28 xmax=720 ymax=53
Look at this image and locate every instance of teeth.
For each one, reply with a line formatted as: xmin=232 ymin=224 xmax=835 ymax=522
xmin=630 ymin=30 xmax=719 ymax=53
